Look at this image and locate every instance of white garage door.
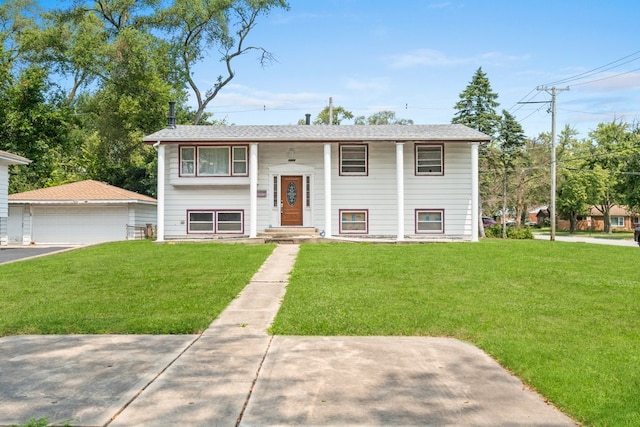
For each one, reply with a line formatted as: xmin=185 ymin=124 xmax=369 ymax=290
xmin=32 ymin=205 xmax=128 ymax=244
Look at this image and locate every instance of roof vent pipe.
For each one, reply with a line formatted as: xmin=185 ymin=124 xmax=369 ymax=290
xmin=305 ymin=113 xmax=311 ymax=125
xmin=168 ymin=101 xmax=176 ymax=129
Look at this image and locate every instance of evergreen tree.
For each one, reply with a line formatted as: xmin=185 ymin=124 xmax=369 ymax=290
xmin=496 ymin=110 xmax=526 ymax=237
xmin=452 ymin=67 xmax=501 ymax=138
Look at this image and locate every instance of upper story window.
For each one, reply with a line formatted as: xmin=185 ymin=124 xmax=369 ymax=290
xmin=340 ymin=144 xmax=368 ymax=175
xmin=180 ymin=145 xmax=248 ymax=177
xmin=415 ymin=144 xmax=443 ymax=175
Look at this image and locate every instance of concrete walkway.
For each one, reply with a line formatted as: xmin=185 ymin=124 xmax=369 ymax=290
xmin=0 ymin=244 xmax=577 ymax=426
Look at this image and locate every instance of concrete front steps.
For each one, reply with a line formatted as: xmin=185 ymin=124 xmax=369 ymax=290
xmin=258 ymin=227 xmax=322 ymax=244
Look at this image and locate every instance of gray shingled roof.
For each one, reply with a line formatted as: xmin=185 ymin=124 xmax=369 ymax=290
xmin=142 ymin=124 xmax=491 ymax=143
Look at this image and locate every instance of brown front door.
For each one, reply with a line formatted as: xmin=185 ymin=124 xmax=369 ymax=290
xmin=281 ymin=175 xmax=303 ymax=226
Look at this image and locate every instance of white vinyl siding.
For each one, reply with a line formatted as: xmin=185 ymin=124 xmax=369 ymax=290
xmin=161 ymin=141 xmax=475 ymax=240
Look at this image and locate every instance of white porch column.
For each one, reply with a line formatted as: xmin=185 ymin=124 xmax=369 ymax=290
xmin=396 ymin=142 xmax=405 ymax=241
xmin=471 ymin=142 xmax=479 ymax=242
xmin=324 ymin=143 xmax=332 ymax=237
xmin=249 ymin=143 xmax=258 ymax=238
xmin=156 ymin=143 xmax=165 ymax=242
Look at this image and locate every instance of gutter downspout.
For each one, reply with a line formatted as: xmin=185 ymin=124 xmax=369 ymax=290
xmin=153 ymin=141 xmax=165 ymax=242
xmin=396 ymin=142 xmax=405 ymax=241
xmin=249 ymin=143 xmax=258 ymax=238
xmin=324 ymin=144 xmax=332 ymax=237
xmin=471 ymin=142 xmax=479 ymax=242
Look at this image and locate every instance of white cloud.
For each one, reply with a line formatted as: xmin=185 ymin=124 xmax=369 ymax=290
xmin=386 ymin=48 xmax=529 ymax=69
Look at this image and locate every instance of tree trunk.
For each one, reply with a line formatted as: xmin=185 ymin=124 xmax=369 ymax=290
xmin=502 ymin=169 xmax=508 ymax=239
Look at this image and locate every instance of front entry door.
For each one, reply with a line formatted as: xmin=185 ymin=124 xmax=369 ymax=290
xmin=281 ymin=176 xmax=303 ymax=226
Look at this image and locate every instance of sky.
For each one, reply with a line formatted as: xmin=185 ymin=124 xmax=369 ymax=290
xmin=195 ymin=0 xmax=640 ymax=139
xmin=37 ymin=0 xmax=640 ymax=139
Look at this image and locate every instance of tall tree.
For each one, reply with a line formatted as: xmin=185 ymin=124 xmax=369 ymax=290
xmin=451 ymin=67 xmax=501 ymax=138
xmin=452 ymin=67 xmax=501 ymax=237
xmin=496 ymin=110 xmax=526 ymax=237
xmin=0 ymin=66 xmax=77 ymax=192
xmin=157 ymin=0 xmax=289 ymax=124
xmin=618 ymin=121 xmax=640 ymax=212
xmin=586 ymin=120 xmax=634 ymax=233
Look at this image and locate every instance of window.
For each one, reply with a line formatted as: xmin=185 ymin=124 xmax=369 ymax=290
xmin=217 ymin=211 xmax=243 ymax=233
xmin=416 ymin=210 xmax=444 ymax=233
xmin=306 ymin=176 xmax=311 ymax=207
xmin=340 ymin=145 xmax=368 ymax=175
xmin=232 ymin=147 xmax=247 ymax=174
xmin=198 ymin=147 xmax=229 ymax=175
xmin=611 ymin=216 xmax=625 ymax=227
xmin=340 ymin=210 xmax=368 ymax=234
xmin=415 ymin=144 xmax=443 ymax=175
xmin=188 ymin=211 xmax=214 ymax=232
xmin=187 ymin=210 xmax=244 ymax=234
xmin=273 ymin=176 xmax=278 ymax=208
xmin=180 ymin=147 xmax=195 ymax=176
xmin=180 ymin=145 xmax=248 ymax=177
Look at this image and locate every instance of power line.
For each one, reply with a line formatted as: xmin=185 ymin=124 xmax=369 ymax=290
xmin=543 ymin=49 xmax=640 ymax=87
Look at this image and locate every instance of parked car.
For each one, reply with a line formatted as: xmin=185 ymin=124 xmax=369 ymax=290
xmin=634 ymin=227 xmax=640 ymax=246
xmin=524 ymin=221 xmax=538 ymax=228
xmin=482 ymin=217 xmax=497 ymax=227
xmin=505 ymin=220 xmax=518 ymax=227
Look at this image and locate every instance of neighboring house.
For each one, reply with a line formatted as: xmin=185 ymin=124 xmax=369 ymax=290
xmin=557 ymin=205 xmax=638 ymax=232
xmin=0 ymin=150 xmax=31 ymax=246
xmin=8 ymin=180 xmax=156 ymax=245
xmin=528 ymin=205 xmax=549 ymax=226
xmin=143 ymin=123 xmax=490 ymax=242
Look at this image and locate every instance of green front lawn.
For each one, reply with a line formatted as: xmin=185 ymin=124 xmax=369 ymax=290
xmin=2 ymin=239 xmax=638 ymax=425
xmin=0 ymin=241 xmax=274 ymax=335
xmin=271 ymin=241 xmax=640 ymax=426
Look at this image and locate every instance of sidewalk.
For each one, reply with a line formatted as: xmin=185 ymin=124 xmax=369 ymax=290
xmin=1 ymin=244 xmax=576 ymax=426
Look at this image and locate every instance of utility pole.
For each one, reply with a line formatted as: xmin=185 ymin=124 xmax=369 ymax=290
xmin=537 ymin=86 xmax=568 ymax=241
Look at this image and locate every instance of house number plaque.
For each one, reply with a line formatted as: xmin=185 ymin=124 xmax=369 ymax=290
xmin=286 ymin=182 xmax=297 ymax=206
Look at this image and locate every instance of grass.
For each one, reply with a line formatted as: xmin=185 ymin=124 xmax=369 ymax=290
xmin=270 ymin=241 xmax=640 ymax=426
xmin=0 ymin=241 xmax=274 ymax=335
xmin=2 ymin=239 xmax=638 ymax=425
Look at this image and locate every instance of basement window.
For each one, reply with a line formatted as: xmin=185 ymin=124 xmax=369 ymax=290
xmin=340 ymin=210 xmax=368 ymax=234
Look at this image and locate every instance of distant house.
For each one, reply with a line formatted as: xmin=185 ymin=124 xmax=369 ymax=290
xmin=143 ymin=123 xmax=490 ymax=242
xmin=8 ymin=180 xmax=156 ymax=245
xmin=528 ymin=205 xmax=549 ymax=227
xmin=0 ymin=150 xmax=31 ymax=246
xmin=556 ymin=205 xmax=638 ymax=232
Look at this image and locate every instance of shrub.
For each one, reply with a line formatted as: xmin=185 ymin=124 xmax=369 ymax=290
xmin=483 ymin=225 xmax=533 ymax=239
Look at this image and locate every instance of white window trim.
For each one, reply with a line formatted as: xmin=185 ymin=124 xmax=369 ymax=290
xmin=187 ymin=210 xmax=244 ymax=234
xmin=415 ymin=209 xmax=444 ymax=234
xmin=216 ymin=211 xmax=244 ymax=234
xmin=339 ymin=209 xmax=368 ymax=234
xmin=415 ymin=144 xmax=444 ymax=176
xmin=188 ymin=210 xmax=214 ymax=233
xmin=611 ymin=216 xmax=625 ymax=227
xmin=179 ymin=145 xmax=248 ymax=177
xmin=339 ymin=144 xmax=368 ymax=176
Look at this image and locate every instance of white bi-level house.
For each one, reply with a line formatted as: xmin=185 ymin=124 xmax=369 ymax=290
xmin=143 ymin=124 xmax=490 ymax=242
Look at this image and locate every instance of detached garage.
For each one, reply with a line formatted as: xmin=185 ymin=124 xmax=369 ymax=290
xmin=8 ymin=180 xmax=156 ymax=245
